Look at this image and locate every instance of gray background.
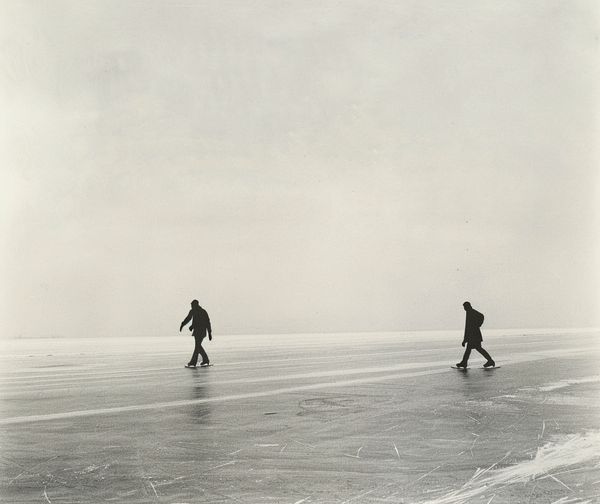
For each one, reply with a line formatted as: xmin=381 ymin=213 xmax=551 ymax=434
xmin=1 ymin=1 xmax=598 ymax=337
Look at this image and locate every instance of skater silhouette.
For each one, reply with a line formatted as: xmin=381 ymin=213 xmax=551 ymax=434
xmin=456 ymin=302 xmax=495 ymax=368
xmin=180 ymin=300 xmax=212 ymax=368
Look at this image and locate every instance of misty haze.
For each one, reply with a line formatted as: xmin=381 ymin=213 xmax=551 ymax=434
xmin=1 ymin=1 xmax=599 ymax=503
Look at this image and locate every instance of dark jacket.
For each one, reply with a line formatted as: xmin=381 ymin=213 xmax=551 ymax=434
xmin=181 ymin=306 xmax=212 ymax=338
xmin=463 ymin=308 xmax=484 ymax=344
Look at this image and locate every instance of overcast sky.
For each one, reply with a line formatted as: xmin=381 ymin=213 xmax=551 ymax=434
xmin=1 ymin=1 xmax=599 ymax=338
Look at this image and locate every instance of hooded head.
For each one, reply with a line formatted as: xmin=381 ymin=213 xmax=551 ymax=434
xmin=463 ymin=301 xmax=472 ymax=311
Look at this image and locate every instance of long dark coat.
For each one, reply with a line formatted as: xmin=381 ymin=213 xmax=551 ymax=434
xmin=463 ymin=308 xmax=484 ymax=344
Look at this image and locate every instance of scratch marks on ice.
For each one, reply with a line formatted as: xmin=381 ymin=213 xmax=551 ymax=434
xmin=419 ymin=430 xmax=600 ymax=504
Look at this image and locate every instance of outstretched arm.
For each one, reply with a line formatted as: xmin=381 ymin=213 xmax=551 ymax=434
xmin=180 ymin=311 xmax=192 ymax=332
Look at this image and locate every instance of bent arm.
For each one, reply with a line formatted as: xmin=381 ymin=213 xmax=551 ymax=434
xmin=180 ymin=311 xmax=192 ymax=331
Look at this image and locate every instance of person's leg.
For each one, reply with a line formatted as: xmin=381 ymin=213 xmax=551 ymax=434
xmin=475 ymin=346 xmax=492 ymax=360
xmin=198 ymin=338 xmax=209 ymax=365
xmin=458 ymin=344 xmax=472 ymax=366
xmin=188 ymin=337 xmax=200 ymax=366
xmin=474 ymin=345 xmax=495 ymax=366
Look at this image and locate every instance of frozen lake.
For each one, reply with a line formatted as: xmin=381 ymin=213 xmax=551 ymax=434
xmin=1 ymin=329 xmax=599 ymax=503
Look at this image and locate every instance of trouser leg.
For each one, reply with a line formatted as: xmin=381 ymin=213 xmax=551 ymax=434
xmin=460 ymin=345 xmax=472 ymax=365
xmin=198 ymin=339 xmax=209 ymax=364
xmin=475 ymin=345 xmax=493 ymax=362
xmin=188 ymin=338 xmax=200 ymax=366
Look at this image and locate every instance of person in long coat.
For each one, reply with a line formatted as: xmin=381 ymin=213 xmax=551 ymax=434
xmin=456 ymin=302 xmax=495 ymax=368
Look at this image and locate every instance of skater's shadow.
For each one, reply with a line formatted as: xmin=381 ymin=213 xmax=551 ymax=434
xmin=456 ymin=369 xmax=470 ymax=381
xmin=185 ymin=372 xmax=211 ymax=424
xmin=457 ymin=368 xmax=496 ymax=397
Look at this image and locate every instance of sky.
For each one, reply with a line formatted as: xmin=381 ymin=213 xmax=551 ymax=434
xmin=1 ymin=1 xmax=599 ymax=338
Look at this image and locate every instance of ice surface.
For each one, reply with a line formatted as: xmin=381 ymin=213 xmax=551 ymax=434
xmin=1 ymin=330 xmax=599 ymax=503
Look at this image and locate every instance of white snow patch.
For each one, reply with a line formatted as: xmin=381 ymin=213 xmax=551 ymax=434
xmin=419 ymin=430 xmax=600 ymax=504
xmin=521 ymin=376 xmax=600 ymax=393
xmin=538 ymin=376 xmax=600 ymax=392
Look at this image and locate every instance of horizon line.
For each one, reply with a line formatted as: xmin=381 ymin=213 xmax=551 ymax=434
xmin=3 ymin=326 xmax=599 ymax=340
